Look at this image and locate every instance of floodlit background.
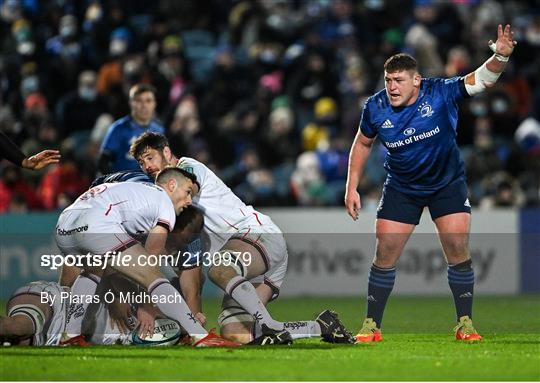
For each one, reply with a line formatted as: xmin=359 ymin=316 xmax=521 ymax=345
xmin=1 ymin=0 xmax=538 ymax=297
xmin=0 ymin=1 xmax=539 ymax=380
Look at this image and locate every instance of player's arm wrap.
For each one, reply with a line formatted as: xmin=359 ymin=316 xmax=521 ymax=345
xmin=464 ymin=59 xmax=502 ymax=96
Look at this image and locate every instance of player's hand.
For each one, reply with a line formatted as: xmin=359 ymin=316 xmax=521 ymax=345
xmin=21 ymin=149 xmax=60 ymax=170
xmin=194 ymin=312 xmax=207 ymax=327
xmin=345 ymin=189 xmax=361 ymax=221
xmin=108 ymin=300 xmax=131 ymax=334
xmin=489 ymin=24 xmax=517 ymax=58
xmin=136 ymin=304 xmax=158 ymax=339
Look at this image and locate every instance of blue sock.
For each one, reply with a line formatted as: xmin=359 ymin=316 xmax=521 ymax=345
xmin=366 ymin=264 xmax=396 ymax=328
xmin=447 ymin=260 xmax=475 ymax=320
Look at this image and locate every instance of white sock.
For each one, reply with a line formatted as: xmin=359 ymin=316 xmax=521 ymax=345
xmin=148 ymin=278 xmax=207 ymax=340
xmin=225 ymin=276 xmax=283 ymax=331
xmin=253 ymin=320 xmax=321 ymax=340
xmin=283 ymin=321 xmax=321 ymax=339
xmin=65 ymin=273 xmax=100 ymax=338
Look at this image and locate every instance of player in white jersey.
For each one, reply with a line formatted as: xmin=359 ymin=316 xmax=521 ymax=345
xmin=0 ymin=281 xmax=68 ymax=346
xmin=54 ymin=168 xmax=239 ymax=347
xmin=130 ymin=132 xmax=355 ymax=344
xmin=0 ymin=279 xmax=144 ymax=346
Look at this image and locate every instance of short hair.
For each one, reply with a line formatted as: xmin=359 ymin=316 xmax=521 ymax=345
xmin=129 ymin=132 xmax=169 ymax=160
xmin=384 ymin=53 xmax=418 ymax=73
xmin=155 ymin=166 xmax=197 ymax=187
xmin=129 ymin=83 xmax=157 ymax=100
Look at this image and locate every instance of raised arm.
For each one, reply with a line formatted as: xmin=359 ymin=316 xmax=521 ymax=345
xmin=464 ymin=24 xmax=517 ymax=96
xmin=345 ymin=131 xmax=375 ymax=221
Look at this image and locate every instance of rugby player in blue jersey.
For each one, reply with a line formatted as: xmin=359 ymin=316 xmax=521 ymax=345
xmin=98 ymin=84 xmax=164 ymax=173
xmin=345 ymin=25 xmax=516 ymax=342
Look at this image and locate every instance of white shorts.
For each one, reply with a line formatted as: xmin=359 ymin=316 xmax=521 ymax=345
xmin=8 ymin=281 xmax=68 ymax=346
xmin=55 ymin=209 xmax=138 ymax=257
xmin=230 ymin=212 xmax=288 ymax=293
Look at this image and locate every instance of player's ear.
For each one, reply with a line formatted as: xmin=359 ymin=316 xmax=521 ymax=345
xmin=163 ymin=146 xmax=172 ymax=162
xmin=169 ymin=178 xmax=177 ymax=192
xmin=413 ymin=74 xmax=421 ymax=86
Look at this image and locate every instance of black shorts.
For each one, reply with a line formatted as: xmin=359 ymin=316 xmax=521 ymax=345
xmin=376 ymin=178 xmax=471 ymax=225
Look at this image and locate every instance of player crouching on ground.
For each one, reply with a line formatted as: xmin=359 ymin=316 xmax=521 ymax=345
xmin=54 ymin=168 xmax=239 ymax=347
xmin=131 ymin=132 xmax=355 ymax=345
xmin=0 ymin=277 xmax=181 ymax=347
xmin=0 ymin=281 xmax=68 ymax=346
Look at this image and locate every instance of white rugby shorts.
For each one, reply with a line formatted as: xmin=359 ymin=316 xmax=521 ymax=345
xmin=55 ymin=209 xmax=138 ymax=259
xmin=8 ymin=281 xmax=68 ymax=346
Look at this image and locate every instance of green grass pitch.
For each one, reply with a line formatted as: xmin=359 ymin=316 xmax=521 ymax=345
xmin=1 ymin=296 xmax=539 ymax=381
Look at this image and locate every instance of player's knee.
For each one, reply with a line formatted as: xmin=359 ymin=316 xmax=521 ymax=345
xmin=208 ymin=264 xmax=237 ymax=286
xmin=442 ymin=236 xmax=469 ymax=260
xmin=377 ymin=240 xmax=403 ymax=255
xmin=374 ymin=244 xmax=401 ymax=267
xmin=218 ymin=307 xmax=254 ymax=345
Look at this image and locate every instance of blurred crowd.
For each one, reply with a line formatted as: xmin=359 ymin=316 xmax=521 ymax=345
xmin=1 ymin=0 xmax=539 ymax=213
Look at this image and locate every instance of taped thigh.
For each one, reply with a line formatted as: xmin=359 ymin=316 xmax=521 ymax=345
xmin=217 ymin=306 xmax=253 ymax=327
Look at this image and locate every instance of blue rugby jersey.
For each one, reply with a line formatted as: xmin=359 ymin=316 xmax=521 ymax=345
xmin=100 ymin=116 xmax=165 ymax=172
xmin=359 ymin=77 xmax=469 ymax=197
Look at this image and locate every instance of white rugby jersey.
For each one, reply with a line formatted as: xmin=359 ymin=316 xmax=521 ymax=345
xmin=64 ymin=182 xmax=176 ymax=235
xmin=175 ymin=157 xmax=267 ymax=251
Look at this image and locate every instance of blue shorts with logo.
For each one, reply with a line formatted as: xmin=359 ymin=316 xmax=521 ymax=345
xmin=377 ymin=178 xmax=471 ymax=225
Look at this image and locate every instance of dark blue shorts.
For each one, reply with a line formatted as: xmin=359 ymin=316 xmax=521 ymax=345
xmin=376 ymin=178 xmax=471 ymax=225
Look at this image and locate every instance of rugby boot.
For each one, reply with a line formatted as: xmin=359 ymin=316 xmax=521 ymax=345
xmin=59 ymin=334 xmax=90 ymax=346
xmin=248 ymin=324 xmax=293 ymax=346
xmin=454 ymin=316 xmax=482 ymax=341
xmin=193 ymin=329 xmax=242 ymax=347
xmin=355 ymin=318 xmax=382 ymax=343
xmin=316 ymin=310 xmax=355 ymax=344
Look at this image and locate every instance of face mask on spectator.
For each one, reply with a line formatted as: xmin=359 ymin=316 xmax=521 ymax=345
xmin=525 ymin=26 xmax=540 ymax=46
xmin=470 ymin=100 xmax=488 ymax=117
xmin=21 ymin=76 xmax=39 ymax=96
xmin=492 ymin=98 xmax=508 ymax=114
xmin=110 ymin=39 xmax=127 ymax=56
xmin=17 ymin=40 xmax=35 ymax=56
xmin=79 ymin=86 xmax=97 ymax=101
xmin=61 ymin=24 xmax=76 ymax=38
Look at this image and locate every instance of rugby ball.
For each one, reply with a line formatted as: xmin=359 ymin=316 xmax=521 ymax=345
xmin=131 ymin=318 xmax=182 ymax=346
